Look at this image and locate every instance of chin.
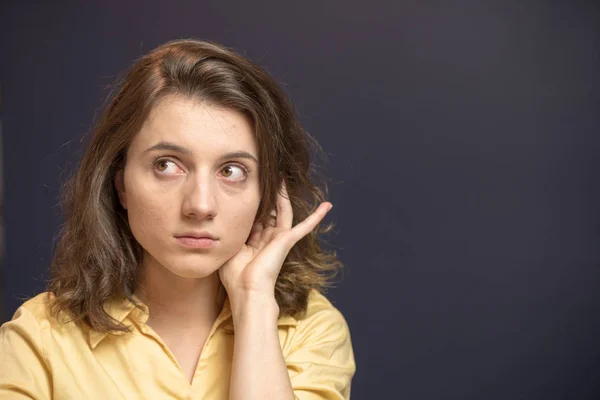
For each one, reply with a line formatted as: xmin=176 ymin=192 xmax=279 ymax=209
xmin=143 ymin=247 xmax=228 ymax=279
xmin=164 ymin=263 xmax=221 ymax=279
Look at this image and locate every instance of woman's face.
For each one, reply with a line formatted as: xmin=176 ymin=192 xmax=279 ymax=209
xmin=115 ymin=96 xmax=261 ymax=279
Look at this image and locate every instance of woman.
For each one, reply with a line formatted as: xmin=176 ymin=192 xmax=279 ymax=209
xmin=0 ymin=39 xmax=355 ymax=399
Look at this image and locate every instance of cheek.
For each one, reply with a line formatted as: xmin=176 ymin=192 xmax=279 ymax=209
xmin=126 ymin=187 xmax=172 ymax=241
xmin=225 ymin=197 xmax=261 ymax=241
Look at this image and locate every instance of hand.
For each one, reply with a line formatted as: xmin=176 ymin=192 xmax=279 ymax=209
xmin=218 ymin=181 xmax=332 ymax=304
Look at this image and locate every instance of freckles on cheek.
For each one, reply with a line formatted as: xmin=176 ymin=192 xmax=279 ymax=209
xmin=229 ymin=208 xmax=258 ymax=237
xmin=130 ymin=196 xmax=171 ymax=236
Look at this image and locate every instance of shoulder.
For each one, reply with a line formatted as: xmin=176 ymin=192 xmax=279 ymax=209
xmin=284 ymin=289 xmax=356 ymax=394
xmin=2 ymin=292 xmax=70 ymax=337
xmin=0 ymin=293 xmax=56 ymax=363
xmin=296 ymin=289 xmax=345 ymax=324
xmin=4 ymin=292 xmax=58 ymax=329
xmin=0 ymin=294 xmax=55 ymax=397
xmin=292 ymin=289 xmax=353 ymax=346
xmin=16 ymin=292 xmax=55 ymax=320
xmin=0 ymin=292 xmax=55 ymax=326
xmin=301 ymin=289 xmax=346 ymax=321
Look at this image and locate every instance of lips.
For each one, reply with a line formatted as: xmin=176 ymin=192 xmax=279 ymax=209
xmin=174 ymin=233 xmax=219 ymax=249
xmin=174 ymin=231 xmax=218 ymax=240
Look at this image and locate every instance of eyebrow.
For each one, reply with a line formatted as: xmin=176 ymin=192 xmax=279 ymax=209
xmin=143 ymin=141 xmax=258 ymax=163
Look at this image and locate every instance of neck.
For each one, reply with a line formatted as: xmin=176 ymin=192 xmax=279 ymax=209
xmin=134 ymin=255 xmax=225 ymax=330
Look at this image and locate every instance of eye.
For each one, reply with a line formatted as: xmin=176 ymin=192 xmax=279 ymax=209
xmin=221 ymin=164 xmax=247 ymax=181
xmin=154 ymin=159 xmax=182 ymax=175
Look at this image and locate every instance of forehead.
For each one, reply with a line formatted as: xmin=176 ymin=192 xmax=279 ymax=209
xmin=130 ymin=96 xmax=257 ymax=156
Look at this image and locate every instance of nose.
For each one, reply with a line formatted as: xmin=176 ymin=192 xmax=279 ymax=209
xmin=181 ymin=173 xmax=218 ymax=220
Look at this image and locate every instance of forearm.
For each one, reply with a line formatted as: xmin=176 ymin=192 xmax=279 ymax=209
xmin=229 ymin=293 xmax=295 ymax=400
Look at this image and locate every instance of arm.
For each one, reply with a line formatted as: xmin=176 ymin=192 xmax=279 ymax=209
xmin=0 ymin=307 xmax=52 ymax=399
xmin=229 ymin=291 xmax=355 ymax=400
xmin=219 ymin=180 xmax=334 ymax=400
xmin=229 ymin=293 xmax=294 ymax=400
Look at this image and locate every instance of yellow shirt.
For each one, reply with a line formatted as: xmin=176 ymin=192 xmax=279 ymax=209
xmin=0 ymin=289 xmax=355 ymax=399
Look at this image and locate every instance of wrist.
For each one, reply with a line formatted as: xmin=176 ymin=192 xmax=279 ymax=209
xmin=230 ymin=291 xmax=279 ymax=322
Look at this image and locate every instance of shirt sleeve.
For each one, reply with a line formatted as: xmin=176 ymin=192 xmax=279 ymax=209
xmin=0 ymin=306 xmax=52 ymax=399
xmin=285 ymin=303 xmax=356 ymax=400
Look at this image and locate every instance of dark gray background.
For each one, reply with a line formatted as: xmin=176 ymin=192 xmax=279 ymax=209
xmin=2 ymin=1 xmax=600 ymax=398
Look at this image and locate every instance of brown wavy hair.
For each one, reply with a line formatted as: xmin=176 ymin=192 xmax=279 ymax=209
xmin=48 ymin=38 xmax=342 ymax=333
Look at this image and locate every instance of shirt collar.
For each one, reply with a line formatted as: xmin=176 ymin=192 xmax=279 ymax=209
xmin=88 ymin=295 xmax=298 ymax=348
xmin=88 ymin=295 xmax=147 ymax=349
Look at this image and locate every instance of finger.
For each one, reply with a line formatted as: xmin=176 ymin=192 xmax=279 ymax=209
xmin=287 ymin=202 xmax=332 ymax=244
xmin=276 ymin=180 xmax=294 ymax=230
xmin=258 ymin=226 xmax=276 ymax=248
xmin=252 ymin=221 xmax=265 ymax=233
xmin=267 ymin=209 xmax=277 ymax=227
xmin=246 ymin=222 xmax=264 ymax=248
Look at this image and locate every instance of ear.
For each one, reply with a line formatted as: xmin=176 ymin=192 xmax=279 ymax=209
xmin=114 ymin=169 xmax=128 ymax=210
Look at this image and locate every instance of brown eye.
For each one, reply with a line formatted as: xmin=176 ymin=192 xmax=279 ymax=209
xmin=222 ymin=166 xmax=233 ymax=177
xmin=156 ymin=160 xmax=169 ymax=172
xmin=221 ymin=164 xmax=246 ymax=181
xmin=154 ymin=159 xmax=179 ymax=175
